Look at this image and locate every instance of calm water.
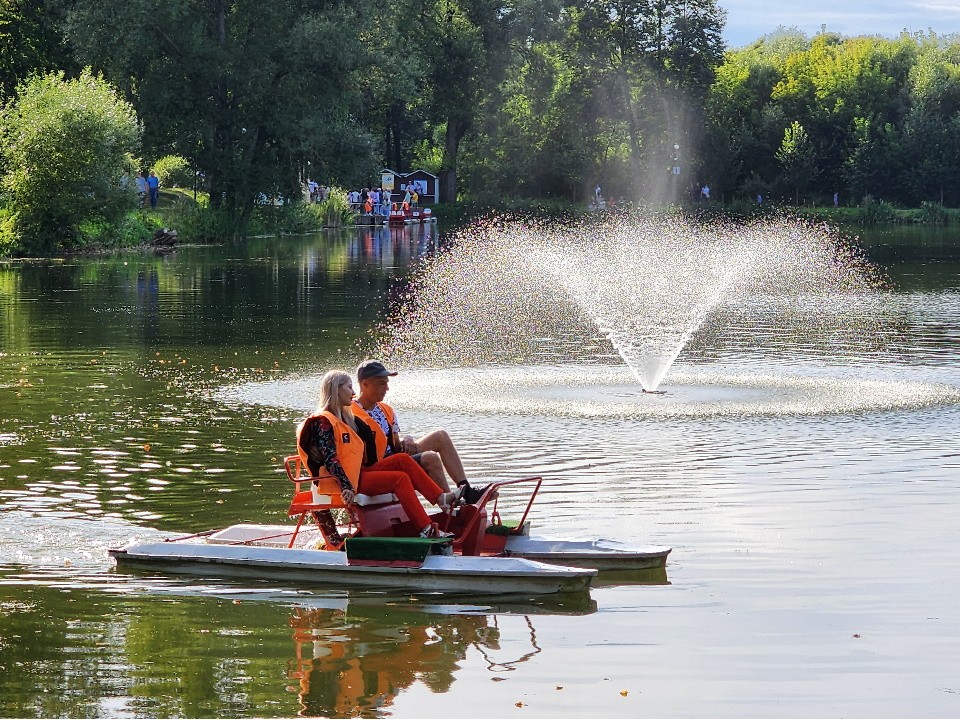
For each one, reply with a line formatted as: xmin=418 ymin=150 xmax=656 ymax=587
xmin=1 ymin=221 xmax=958 ymax=718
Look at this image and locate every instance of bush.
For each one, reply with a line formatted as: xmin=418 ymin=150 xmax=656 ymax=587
xmin=0 ymin=205 xmax=17 ymax=257
xmin=165 ymin=205 xmax=246 ymax=242
xmin=248 ymin=203 xmax=326 ymax=235
xmin=151 ymin=155 xmax=194 ymax=188
xmin=918 ymin=200 xmax=949 ymax=226
xmin=857 ymin=195 xmax=898 ymax=225
xmin=314 ymin=187 xmax=355 ymax=227
xmin=0 ymin=68 xmax=140 ymax=255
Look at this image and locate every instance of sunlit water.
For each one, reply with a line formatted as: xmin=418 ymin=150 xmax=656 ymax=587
xmin=1 ymin=221 xmax=959 ymax=717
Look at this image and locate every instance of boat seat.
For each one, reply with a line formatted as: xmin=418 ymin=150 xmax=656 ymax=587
xmin=283 ymin=455 xmax=400 ymax=548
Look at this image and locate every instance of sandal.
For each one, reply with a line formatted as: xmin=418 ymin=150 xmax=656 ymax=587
xmin=438 ymin=484 xmax=466 ymax=513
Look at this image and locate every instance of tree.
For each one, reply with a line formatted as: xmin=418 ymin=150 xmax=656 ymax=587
xmin=0 ymin=69 xmax=139 ymax=255
xmin=568 ymin=0 xmax=725 ymax=201
xmin=0 ymin=0 xmax=65 ymax=100
xmin=66 ymin=0 xmax=377 ymax=227
xmin=775 ymin=120 xmax=817 ymax=203
xmin=417 ymin=0 xmax=517 ymax=202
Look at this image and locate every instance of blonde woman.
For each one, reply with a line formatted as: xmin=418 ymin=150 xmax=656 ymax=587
xmin=297 ymin=370 xmax=459 ymax=539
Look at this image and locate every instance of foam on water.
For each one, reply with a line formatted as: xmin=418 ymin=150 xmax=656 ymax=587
xmin=220 ymin=365 xmax=959 ymax=419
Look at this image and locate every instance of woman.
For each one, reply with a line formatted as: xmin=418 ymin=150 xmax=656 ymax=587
xmin=297 ymin=370 xmax=462 ymax=539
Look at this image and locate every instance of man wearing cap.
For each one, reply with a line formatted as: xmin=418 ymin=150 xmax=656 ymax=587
xmin=353 ymin=360 xmax=485 ymax=503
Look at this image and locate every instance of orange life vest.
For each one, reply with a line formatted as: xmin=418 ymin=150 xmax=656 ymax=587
xmin=296 ymin=410 xmax=364 ymax=485
xmin=364 ymin=199 xmax=372 ymax=213
xmin=351 ymin=400 xmax=397 ymax=463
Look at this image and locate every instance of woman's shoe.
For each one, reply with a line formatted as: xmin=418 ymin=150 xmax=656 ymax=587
xmin=419 ymin=522 xmax=454 ymax=539
xmin=438 ymin=484 xmax=466 ymax=513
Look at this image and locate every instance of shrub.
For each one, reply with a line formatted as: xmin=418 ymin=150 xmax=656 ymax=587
xmin=857 ymin=195 xmax=898 ymax=225
xmin=918 ymin=200 xmax=949 ymax=226
xmin=0 ymin=68 xmax=140 ymax=255
xmin=315 ymin=187 xmax=355 ymax=227
xmin=151 ymin=155 xmax=193 ymax=188
xmin=0 ymin=205 xmax=17 ymax=257
xmin=165 ymin=205 xmax=246 ymax=242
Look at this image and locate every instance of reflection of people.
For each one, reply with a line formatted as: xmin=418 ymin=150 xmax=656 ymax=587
xmin=289 ymin=605 xmax=494 ymax=717
xmin=296 ymin=370 xmax=459 ymax=538
xmin=352 ymin=360 xmax=486 ymax=502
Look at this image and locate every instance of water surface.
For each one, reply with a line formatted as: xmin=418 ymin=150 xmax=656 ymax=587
xmin=1 ymin=222 xmax=958 ymax=717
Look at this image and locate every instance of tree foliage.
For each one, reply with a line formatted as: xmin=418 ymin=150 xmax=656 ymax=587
xmin=65 ymin=0 xmax=378 ymax=225
xmin=0 ymin=68 xmax=139 ymax=254
xmin=2 ymin=0 xmax=960 ymax=253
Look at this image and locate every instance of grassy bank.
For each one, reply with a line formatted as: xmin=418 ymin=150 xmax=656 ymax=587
xmin=433 ymin=195 xmax=960 ymax=229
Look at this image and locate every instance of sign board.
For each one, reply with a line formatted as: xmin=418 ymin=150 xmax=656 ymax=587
xmin=381 ymin=173 xmax=395 ymax=190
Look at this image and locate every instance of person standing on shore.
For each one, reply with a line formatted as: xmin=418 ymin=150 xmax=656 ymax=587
xmin=135 ymin=172 xmax=148 ymax=208
xmin=147 ymin=171 xmax=160 ymax=208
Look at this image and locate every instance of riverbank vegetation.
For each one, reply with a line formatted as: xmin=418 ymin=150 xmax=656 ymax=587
xmin=3 ymin=1 xmax=960 ymax=254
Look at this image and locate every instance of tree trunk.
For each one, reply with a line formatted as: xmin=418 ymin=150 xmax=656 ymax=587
xmin=621 ymin=70 xmax=643 ymax=200
xmin=440 ymin=119 xmax=468 ymax=203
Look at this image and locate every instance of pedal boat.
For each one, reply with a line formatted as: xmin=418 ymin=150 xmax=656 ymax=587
xmin=109 ymin=457 xmax=670 ymax=595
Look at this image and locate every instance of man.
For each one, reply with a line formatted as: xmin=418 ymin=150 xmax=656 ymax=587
xmin=147 ymin=170 xmax=160 ymax=208
xmin=352 ymin=360 xmax=487 ymax=503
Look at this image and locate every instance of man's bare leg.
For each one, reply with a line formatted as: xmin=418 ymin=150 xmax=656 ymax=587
xmin=418 ymin=450 xmax=452 ymax=493
xmin=415 ymin=429 xmax=468 ymax=486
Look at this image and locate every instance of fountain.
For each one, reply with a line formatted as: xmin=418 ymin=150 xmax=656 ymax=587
xmin=222 ymin=213 xmax=957 ymax=419
xmin=373 ymin=214 xmax=884 ymax=392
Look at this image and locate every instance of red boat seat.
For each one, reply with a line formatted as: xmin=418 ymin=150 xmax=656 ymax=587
xmin=283 ymin=455 xmax=406 ymax=548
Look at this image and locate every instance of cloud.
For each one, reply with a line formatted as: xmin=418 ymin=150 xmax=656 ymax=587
xmin=911 ymin=1 xmax=960 ymax=14
xmin=721 ymin=0 xmax=960 ymax=47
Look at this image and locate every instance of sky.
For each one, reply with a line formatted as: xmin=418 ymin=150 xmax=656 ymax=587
xmin=721 ymin=0 xmax=960 ymax=47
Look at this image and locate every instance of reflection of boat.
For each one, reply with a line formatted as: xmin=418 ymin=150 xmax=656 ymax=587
xmin=286 ymin=601 xmax=547 ymax=717
xmin=109 ymin=462 xmax=670 ymax=595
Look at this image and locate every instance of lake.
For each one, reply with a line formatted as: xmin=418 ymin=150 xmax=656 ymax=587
xmin=1 ymin=220 xmax=958 ymax=718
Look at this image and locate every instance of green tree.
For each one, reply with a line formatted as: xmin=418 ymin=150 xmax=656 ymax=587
xmin=569 ymin=0 xmax=725 ymax=201
xmin=843 ymin=115 xmax=903 ymax=201
xmin=0 ymin=0 xmax=65 ymax=100
xmin=418 ymin=0 xmax=517 ymax=202
xmin=0 ymin=69 xmax=139 ymax=255
xmin=775 ymin=120 xmax=817 ymax=203
xmin=66 ymin=0 xmax=377 ymax=228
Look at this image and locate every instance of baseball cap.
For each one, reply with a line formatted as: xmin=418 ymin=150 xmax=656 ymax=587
xmin=357 ymin=360 xmax=398 ymax=381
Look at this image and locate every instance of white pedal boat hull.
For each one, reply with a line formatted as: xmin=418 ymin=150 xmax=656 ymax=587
xmin=502 ymin=536 xmax=671 ymax=571
xmin=110 ymin=529 xmax=595 ymax=596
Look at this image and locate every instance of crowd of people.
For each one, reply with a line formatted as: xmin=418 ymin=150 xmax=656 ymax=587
xmin=296 ymin=361 xmax=485 ymax=544
xmin=306 ymin=182 xmax=424 ymax=215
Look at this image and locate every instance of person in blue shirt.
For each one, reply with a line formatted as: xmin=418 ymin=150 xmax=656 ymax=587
xmin=147 ymin=171 xmax=160 ymax=208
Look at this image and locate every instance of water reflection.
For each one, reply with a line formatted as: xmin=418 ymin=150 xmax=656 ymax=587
xmin=286 ymin=595 xmax=594 ymax=718
xmin=288 ymin=603 xmax=485 ymax=716
xmin=1 ymin=225 xmax=959 ymax=717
